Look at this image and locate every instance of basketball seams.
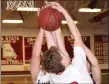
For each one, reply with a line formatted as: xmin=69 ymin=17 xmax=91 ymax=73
xmin=39 ymin=7 xmax=53 ymax=30
xmin=47 ymin=9 xmax=60 ymax=31
xmin=54 ymin=11 xmax=60 ymax=30
xmin=48 ymin=10 xmax=57 ymax=31
xmin=46 ymin=10 xmax=55 ymax=31
xmin=52 ymin=10 xmax=58 ymax=30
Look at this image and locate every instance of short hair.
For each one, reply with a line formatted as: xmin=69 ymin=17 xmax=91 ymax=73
xmin=41 ymin=46 xmax=65 ymax=74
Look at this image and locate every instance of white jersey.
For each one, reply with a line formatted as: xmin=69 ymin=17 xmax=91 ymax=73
xmin=36 ymin=46 xmax=93 ymax=84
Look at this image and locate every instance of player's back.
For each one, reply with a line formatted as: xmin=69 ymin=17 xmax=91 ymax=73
xmin=36 ymin=63 xmax=93 ymax=83
xmin=49 ymin=64 xmax=93 ymax=83
xmin=36 ymin=47 xmax=94 ymax=84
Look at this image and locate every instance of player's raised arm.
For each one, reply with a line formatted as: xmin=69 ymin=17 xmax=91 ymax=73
xmin=44 ymin=30 xmax=57 ymax=49
xmin=48 ymin=2 xmax=86 ymax=69
xmin=30 ymin=28 xmax=44 ymax=83
xmin=71 ymin=34 xmax=102 ymax=84
xmin=41 ymin=1 xmax=57 ymax=49
xmin=52 ymin=28 xmax=71 ymax=67
xmin=49 ymin=2 xmax=84 ymax=48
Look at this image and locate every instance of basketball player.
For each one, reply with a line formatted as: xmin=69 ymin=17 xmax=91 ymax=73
xmin=70 ymin=27 xmax=102 ymax=84
xmin=51 ymin=26 xmax=102 ymax=84
xmin=31 ymin=1 xmax=95 ymax=84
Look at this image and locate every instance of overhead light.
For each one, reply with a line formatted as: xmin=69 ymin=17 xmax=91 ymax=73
xmin=74 ymin=21 xmax=78 ymax=24
xmin=62 ymin=20 xmax=78 ymax=24
xmin=17 ymin=7 xmax=39 ymax=11
xmin=79 ymin=8 xmax=101 ymax=12
xmin=2 ymin=20 xmax=23 ymax=23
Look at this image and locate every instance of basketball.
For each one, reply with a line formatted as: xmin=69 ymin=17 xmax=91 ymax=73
xmin=38 ymin=7 xmax=63 ymax=31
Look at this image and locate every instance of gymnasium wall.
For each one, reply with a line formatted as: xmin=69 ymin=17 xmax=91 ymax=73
xmin=1 ymin=22 xmax=108 ymax=84
xmin=1 ymin=22 xmax=108 ymax=71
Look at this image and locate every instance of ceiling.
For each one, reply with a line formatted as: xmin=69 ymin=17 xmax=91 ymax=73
xmin=1 ymin=0 xmax=109 ymax=29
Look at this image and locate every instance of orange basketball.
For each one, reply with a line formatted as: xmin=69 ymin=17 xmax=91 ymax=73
xmin=38 ymin=7 xmax=63 ymax=31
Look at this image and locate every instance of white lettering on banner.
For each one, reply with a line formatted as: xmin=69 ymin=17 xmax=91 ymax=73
xmin=1 ymin=60 xmax=23 ymax=65
xmin=82 ymin=37 xmax=87 ymax=41
xmin=66 ymin=36 xmax=88 ymax=43
xmin=2 ymin=36 xmax=19 ymax=41
xmin=27 ymin=37 xmax=35 ymax=43
xmin=102 ymin=37 xmax=108 ymax=42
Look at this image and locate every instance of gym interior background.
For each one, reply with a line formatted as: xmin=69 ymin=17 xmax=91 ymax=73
xmin=1 ymin=0 xmax=109 ymax=84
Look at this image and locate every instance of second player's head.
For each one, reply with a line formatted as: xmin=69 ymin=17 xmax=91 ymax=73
xmin=41 ymin=46 xmax=65 ymax=74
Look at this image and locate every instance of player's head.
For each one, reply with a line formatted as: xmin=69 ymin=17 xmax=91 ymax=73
xmin=41 ymin=46 xmax=65 ymax=74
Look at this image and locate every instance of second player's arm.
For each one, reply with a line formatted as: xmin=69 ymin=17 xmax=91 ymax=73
xmin=84 ymin=45 xmax=102 ymax=84
xmin=30 ymin=28 xmax=44 ymax=83
xmin=44 ymin=30 xmax=57 ymax=49
xmin=62 ymin=10 xmax=84 ymax=48
xmin=52 ymin=28 xmax=71 ymax=66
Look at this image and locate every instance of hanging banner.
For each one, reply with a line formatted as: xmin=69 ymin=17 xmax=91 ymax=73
xmin=1 ymin=36 xmax=23 ymax=65
xmin=64 ymin=36 xmax=90 ymax=59
xmin=24 ymin=37 xmax=47 ymax=64
xmin=94 ymin=35 xmax=108 ymax=64
xmin=24 ymin=37 xmax=35 ymax=64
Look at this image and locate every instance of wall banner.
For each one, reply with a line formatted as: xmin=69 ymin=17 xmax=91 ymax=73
xmin=64 ymin=36 xmax=90 ymax=59
xmin=94 ymin=35 xmax=108 ymax=64
xmin=24 ymin=37 xmax=47 ymax=64
xmin=1 ymin=36 xmax=23 ymax=65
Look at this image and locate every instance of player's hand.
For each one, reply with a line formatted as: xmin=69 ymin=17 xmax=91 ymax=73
xmin=37 ymin=1 xmax=50 ymax=16
xmin=48 ymin=2 xmax=66 ymax=13
xmin=37 ymin=1 xmax=49 ymax=16
xmin=37 ymin=8 xmax=41 ymax=16
xmin=42 ymin=1 xmax=51 ymax=9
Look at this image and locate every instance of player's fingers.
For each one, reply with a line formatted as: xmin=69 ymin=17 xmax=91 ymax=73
xmin=48 ymin=3 xmax=60 ymax=8
xmin=44 ymin=1 xmax=53 ymax=8
xmin=43 ymin=5 xmax=47 ymax=8
xmin=48 ymin=2 xmax=60 ymax=6
xmin=44 ymin=1 xmax=49 ymax=6
xmin=41 ymin=6 xmax=44 ymax=9
xmin=51 ymin=5 xmax=58 ymax=9
xmin=51 ymin=5 xmax=62 ymax=12
xmin=41 ymin=6 xmax=46 ymax=10
xmin=38 ymin=8 xmax=40 ymax=11
xmin=37 ymin=8 xmax=40 ymax=16
xmin=48 ymin=1 xmax=59 ymax=3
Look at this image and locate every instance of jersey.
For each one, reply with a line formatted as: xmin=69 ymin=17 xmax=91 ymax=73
xmin=36 ymin=46 xmax=94 ymax=84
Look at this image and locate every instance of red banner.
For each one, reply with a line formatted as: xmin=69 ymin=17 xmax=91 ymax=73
xmin=64 ymin=36 xmax=90 ymax=59
xmin=94 ymin=35 xmax=108 ymax=64
xmin=1 ymin=36 xmax=23 ymax=65
xmin=24 ymin=37 xmax=47 ymax=64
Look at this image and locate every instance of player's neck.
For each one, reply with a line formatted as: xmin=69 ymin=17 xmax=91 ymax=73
xmin=57 ymin=72 xmax=63 ymax=75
